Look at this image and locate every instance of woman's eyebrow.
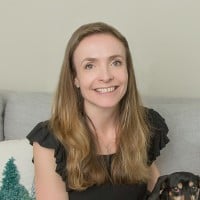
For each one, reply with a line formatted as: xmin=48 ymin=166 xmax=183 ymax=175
xmin=109 ymin=54 xmax=125 ymax=60
xmin=81 ymin=58 xmax=97 ymax=65
xmin=80 ymin=55 xmax=125 ymax=65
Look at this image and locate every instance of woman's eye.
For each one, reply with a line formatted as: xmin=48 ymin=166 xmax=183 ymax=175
xmin=85 ymin=63 xmax=93 ymax=69
xmin=112 ymin=60 xmax=122 ymax=66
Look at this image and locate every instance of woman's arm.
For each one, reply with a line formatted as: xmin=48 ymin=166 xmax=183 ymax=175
xmin=147 ymin=162 xmax=160 ymax=192
xmin=33 ymin=142 xmax=69 ymax=200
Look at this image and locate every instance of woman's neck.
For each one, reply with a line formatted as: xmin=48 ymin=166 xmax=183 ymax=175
xmin=85 ymin=105 xmax=118 ymax=135
xmin=84 ymin=105 xmax=119 ymax=155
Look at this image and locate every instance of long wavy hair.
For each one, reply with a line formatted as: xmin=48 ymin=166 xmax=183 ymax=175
xmin=50 ymin=22 xmax=150 ymax=191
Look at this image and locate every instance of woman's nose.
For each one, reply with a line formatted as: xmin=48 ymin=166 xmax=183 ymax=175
xmin=99 ymin=66 xmax=114 ymax=82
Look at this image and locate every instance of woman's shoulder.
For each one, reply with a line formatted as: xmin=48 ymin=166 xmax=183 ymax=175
xmin=145 ymin=107 xmax=169 ymax=133
xmin=26 ymin=120 xmax=59 ymax=149
xmin=144 ymin=107 xmax=170 ymax=165
xmin=27 ymin=121 xmax=68 ymax=186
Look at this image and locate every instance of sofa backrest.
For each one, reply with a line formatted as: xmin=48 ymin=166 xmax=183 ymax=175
xmin=0 ymin=95 xmax=4 ymax=141
xmin=0 ymin=91 xmax=199 ymax=176
xmin=0 ymin=91 xmax=52 ymax=140
xmin=144 ymin=97 xmax=200 ymax=175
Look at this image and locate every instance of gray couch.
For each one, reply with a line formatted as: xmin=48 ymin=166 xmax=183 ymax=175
xmin=0 ymin=90 xmax=199 ymax=175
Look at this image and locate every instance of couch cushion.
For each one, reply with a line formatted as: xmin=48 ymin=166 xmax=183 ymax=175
xmin=0 ymin=96 xmax=4 ymax=141
xmin=147 ymin=103 xmax=200 ymax=175
xmin=4 ymin=92 xmax=52 ymax=140
xmin=0 ymin=139 xmax=34 ymax=199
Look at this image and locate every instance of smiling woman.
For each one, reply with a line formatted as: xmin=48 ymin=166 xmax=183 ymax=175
xmin=26 ymin=22 xmax=169 ymax=200
xmin=73 ymin=34 xmax=128 ymax=111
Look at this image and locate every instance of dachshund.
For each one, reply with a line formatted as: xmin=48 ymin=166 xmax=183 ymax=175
xmin=147 ymin=171 xmax=200 ymax=200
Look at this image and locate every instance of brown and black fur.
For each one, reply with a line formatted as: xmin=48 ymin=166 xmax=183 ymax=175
xmin=148 ymin=172 xmax=200 ymax=200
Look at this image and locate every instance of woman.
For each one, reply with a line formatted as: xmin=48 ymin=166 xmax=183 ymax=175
xmin=27 ymin=22 xmax=169 ymax=200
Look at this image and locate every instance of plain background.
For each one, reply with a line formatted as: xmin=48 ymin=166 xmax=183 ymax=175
xmin=0 ymin=0 xmax=200 ymax=98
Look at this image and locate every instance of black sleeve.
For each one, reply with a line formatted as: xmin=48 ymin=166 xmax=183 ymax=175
xmin=146 ymin=108 xmax=170 ymax=165
xmin=26 ymin=121 xmax=68 ymax=189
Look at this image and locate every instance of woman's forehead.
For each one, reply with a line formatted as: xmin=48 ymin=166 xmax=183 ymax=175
xmin=73 ymin=33 xmax=126 ymax=63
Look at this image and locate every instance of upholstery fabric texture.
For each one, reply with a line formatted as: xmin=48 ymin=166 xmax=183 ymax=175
xmin=4 ymin=92 xmax=52 ymax=140
xmin=0 ymin=96 xmax=4 ymax=141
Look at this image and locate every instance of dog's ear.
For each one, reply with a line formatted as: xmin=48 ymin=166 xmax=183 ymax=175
xmin=197 ymin=176 xmax=200 ymax=200
xmin=148 ymin=175 xmax=169 ymax=200
xmin=198 ymin=176 xmax=200 ymax=200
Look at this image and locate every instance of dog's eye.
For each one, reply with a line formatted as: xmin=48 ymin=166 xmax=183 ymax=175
xmin=191 ymin=186 xmax=198 ymax=192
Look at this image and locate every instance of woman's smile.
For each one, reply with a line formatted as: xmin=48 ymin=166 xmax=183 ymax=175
xmin=94 ymin=86 xmax=118 ymax=94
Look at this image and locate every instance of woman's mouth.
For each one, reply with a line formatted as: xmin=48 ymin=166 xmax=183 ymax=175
xmin=95 ymin=86 xmax=117 ymax=94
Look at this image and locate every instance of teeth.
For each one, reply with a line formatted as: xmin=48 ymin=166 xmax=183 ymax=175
xmin=96 ymin=87 xmax=115 ymax=93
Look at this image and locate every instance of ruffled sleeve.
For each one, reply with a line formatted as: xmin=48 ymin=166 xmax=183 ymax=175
xmin=26 ymin=121 xmax=68 ymax=189
xmin=146 ymin=108 xmax=170 ymax=165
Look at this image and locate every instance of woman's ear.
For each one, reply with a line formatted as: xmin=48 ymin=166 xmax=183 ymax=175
xmin=74 ymin=77 xmax=80 ymax=88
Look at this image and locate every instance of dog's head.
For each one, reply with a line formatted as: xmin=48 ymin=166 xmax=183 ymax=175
xmin=148 ymin=172 xmax=200 ymax=200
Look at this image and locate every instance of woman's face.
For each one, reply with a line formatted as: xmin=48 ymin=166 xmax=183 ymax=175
xmin=73 ymin=33 xmax=128 ymax=112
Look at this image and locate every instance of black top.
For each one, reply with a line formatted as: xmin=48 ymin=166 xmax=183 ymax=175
xmin=27 ymin=108 xmax=169 ymax=200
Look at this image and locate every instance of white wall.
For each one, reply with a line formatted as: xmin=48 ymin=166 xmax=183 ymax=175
xmin=0 ymin=0 xmax=200 ymax=98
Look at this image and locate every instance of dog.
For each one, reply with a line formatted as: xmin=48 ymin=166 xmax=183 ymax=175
xmin=147 ymin=171 xmax=200 ymax=200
